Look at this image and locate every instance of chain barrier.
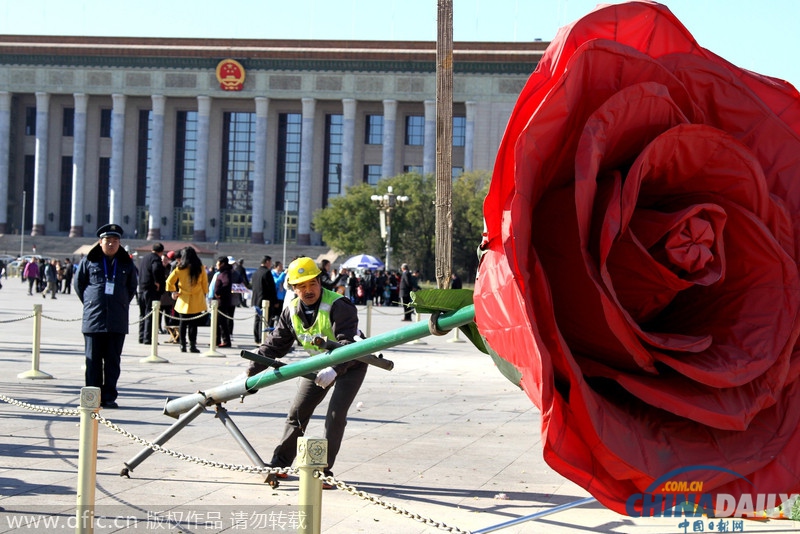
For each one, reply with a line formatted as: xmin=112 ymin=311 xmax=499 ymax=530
xmin=158 ymin=309 xmax=210 ymax=323
xmin=40 ymin=314 xmax=82 ymax=322
xmin=0 ymin=313 xmax=37 ymax=324
xmin=1 ymin=393 xmax=473 ymax=534
xmin=217 ymin=309 xmax=258 ymax=321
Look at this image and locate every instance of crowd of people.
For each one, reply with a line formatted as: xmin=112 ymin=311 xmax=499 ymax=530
xmin=14 ymin=257 xmax=75 ymax=297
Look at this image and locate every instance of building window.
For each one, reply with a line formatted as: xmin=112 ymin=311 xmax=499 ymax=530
xmin=453 ymin=116 xmax=466 ymax=147
xmin=62 ymin=108 xmax=75 ymax=137
xmin=175 ymin=110 xmax=198 ymax=209
xmin=59 ymin=156 xmax=73 ymax=231
xmin=276 ymin=113 xmax=302 ymax=214
xmin=136 ymin=110 xmax=153 ymax=208
xmin=100 ymin=108 xmax=112 ymax=138
xmin=452 ymin=166 xmax=464 ymax=180
xmin=324 ymin=114 xmax=343 ymax=203
xmin=97 ymin=157 xmax=111 ymax=227
xmin=221 ymin=111 xmax=256 ymax=211
xmin=405 ymin=115 xmax=424 ymax=146
xmin=365 ymin=115 xmax=383 ymax=145
xmin=403 ymin=165 xmax=423 ymax=174
xmin=25 ymin=107 xmax=36 ymax=136
xmin=363 ymin=165 xmax=382 ymax=185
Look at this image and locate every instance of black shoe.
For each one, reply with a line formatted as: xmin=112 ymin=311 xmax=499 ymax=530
xmin=100 ymin=401 xmax=119 ymax=409
xmin=190 ymin=346 xmax=201 ymax=353
xmin=180 ymin=346 xmax=187 ymax=353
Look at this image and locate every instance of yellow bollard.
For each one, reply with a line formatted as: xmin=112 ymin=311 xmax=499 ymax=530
xmin=204 ymin=301 xmax=225 ymax=358
xmin=18 ymin=303 xmax=53 ymax=379
xmin=297 ymin=437 xmax=327 ymax=534
xmin=409 ymin=311 xmax=426 ymax=345
xmin=141 ymin=301 xmax=169 ymax=363
xmin=261 ymin=299 xmax=270 ymax=345
xmin=365 ymin=300 xmax=372 ymax=338
xmin=447 ymin=327 xmax=466 ymax=343
xmin=76 ymin=386 xmax=100 ymax=534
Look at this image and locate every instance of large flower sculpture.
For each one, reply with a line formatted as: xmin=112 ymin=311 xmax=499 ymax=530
xmin=474 ymin=0 xmax=800 ymax=515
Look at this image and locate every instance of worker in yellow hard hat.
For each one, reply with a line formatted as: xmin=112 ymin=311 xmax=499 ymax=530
xmin=247 ymin=256 xmax=367 ymax=489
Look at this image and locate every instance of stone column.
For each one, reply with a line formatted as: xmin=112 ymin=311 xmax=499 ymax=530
xmin=147 ymin=95 xmax=166 ymax=240
xmin=251 ymin=97 xmax=268 ymax=244
xmin=109 ymin=94 xmax=126 ymax=225
xmin=381 ymin=99 xmax=397 ymax=178
xmin=31 ymin=92 xmax=49 ymax=236
xmin=194 ymin=96 xmax=210 ymax=242
xmin=297 ymin=97 xmax=315 ymax=246
xmin=0 ymin=92 xmax=10 ymax=234
xmin=70 ymin=93 xmax=88 ymax=237
xmin=341 ymin=98 xmax=356 ymax=191
xmin=423 ymin=99 xmax=435 ymax=176
xmin=465 ymin=101 xmax=477 ymax=172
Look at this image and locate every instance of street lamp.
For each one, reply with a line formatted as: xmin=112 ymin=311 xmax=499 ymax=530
xmin=371 ymin=186 xmax=409 ymax=272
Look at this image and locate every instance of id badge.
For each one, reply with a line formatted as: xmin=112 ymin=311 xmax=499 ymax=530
xmin=105 ymin=281 xmax=115 ymax=295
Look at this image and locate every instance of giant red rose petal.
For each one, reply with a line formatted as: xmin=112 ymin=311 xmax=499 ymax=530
xmin=475 ymin=0 xmax=800 ymax=515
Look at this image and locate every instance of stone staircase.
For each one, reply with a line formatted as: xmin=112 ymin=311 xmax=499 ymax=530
xmin=0 ymin=233 xmax=340 ymax=268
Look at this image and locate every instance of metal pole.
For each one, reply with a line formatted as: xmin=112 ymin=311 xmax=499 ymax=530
xmin=121 ymin=403 xmax=207 ymax=476
xmin=385 ymin=210 xmax=391 ymax=273
xmin=214 ymin=405 xmax=268 ymax=471
xmin=18 ymin=303 xmax=52 ymax=379
xmin=471 ymin=497 xmax=597 ymax=534
xmin=20 ymin=190 xmax=25 ymax=257
xmin=204 ymin=301 xmax=224 ymax=358
xmin=297 ymin=437 xmax=326 ymax=534
xmin=163 ymin=305 xmax=476 ymax=417
xmin=76 ymin=386 xmax=100 ymax=534
xmin=282 ymin=200 xmax=289 ymax=266
xmin=141 ymin=300 xmax=168 ymax=363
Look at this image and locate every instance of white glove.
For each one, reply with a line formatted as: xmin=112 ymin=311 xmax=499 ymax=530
xmin=315 ymin=367 xmax=337 ymax=389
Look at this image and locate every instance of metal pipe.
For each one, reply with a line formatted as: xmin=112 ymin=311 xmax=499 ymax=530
xmin=471 ymin=497 xmax=596 ymax=534
xmin=214 ymin=405 xmax=267 ymax=468
xmin=162 ymin=305 xmax=476 ymax=418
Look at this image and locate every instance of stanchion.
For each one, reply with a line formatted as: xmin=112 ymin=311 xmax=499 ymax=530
xmin=409 ymin=311 xmax=426 ymax=345
xmin=18 ymin=303 xmax=53 ymax=379
xmin=297 ymin=437 xmax=326 ymax=534
xmin=447 ymin=327 xmax=466 ymax=343
xmin=204 ymin=301 xmax=225 ymax=358
xmin=261 ymin=299 xmax=269 ymax=345
xmin=365 ymin=301 xmax=372 ymax=338
xmin=141 ymin=301 xmax=169 ymax=363
xmin=76 ymin=386 xmax=100 ymax=534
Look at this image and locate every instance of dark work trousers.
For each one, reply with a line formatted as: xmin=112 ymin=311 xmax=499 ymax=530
xmin=401 ymin=293 xmax=413 ymax=320
xmin=179 ymin=312 xmax=204 ymax=349
xmin=138 ymin=291 xmax=158 ymax=343
xmin=253 ymin=307 xmax=266 ymax=343
xmin=270 ymin=361 xmax=368 ymax=475
xmin=84 ymin=332 xmax=126 ymax=404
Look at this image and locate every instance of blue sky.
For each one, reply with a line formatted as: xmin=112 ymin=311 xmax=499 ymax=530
xmin=1 ymin=0 xmax=798 ymax=89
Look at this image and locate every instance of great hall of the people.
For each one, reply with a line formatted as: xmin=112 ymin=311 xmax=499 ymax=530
xmin=0 ymin=36 xmax=545 ymax=245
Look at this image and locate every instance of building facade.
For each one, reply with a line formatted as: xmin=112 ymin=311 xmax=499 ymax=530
xmin=0 ymin=36 xmax=544 ymax=244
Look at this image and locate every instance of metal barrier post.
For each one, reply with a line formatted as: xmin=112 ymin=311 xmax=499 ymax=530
xmin=141 ymin=301 xmax=169 ymax=363
xmin=204 ymin=301 xmax=225 ymax=358
xmin=261 ymin=299 xmax=269 ymax=345
xmin=297 ymin=437 xmax=326 ymax=534
xmin=76 ymin=386 xmax=100 ymax=534
xmin=409 ymin=310 xmax=426 ymax=345
xmin=18 ymin=303 xmax=53 ymax=379
xmin=365 ymin=300 xmax=372 ymax=338
xmin=447 ymin=327 xmax=466 ymax=343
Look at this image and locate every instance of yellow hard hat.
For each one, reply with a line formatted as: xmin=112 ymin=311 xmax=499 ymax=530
xmin=287 ymin=257 xmax=321 ymax=285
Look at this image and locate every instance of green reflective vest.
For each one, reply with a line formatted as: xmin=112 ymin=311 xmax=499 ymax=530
xmin=290 ymin=289 xmax=343 ymax=353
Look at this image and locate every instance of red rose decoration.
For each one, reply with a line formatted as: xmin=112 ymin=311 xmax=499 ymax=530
xmin=475 ymin=0 xmax=800 ymax=515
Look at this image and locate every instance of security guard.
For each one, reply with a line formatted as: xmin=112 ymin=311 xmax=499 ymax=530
xmin=247 ymin=257 xmax=368 ymax=487
xmin=74 ymin=223 xmax=138 ymax=408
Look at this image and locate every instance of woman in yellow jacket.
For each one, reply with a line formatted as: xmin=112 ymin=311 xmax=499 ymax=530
xmin=165 ymin=246 xmax=208 ymax=352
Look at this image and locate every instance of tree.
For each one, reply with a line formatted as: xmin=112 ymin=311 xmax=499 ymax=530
xmin=452 ymin=170 xmax=491 ymax=282
xmin=313 ymin=171 xmax=488 ymax=282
